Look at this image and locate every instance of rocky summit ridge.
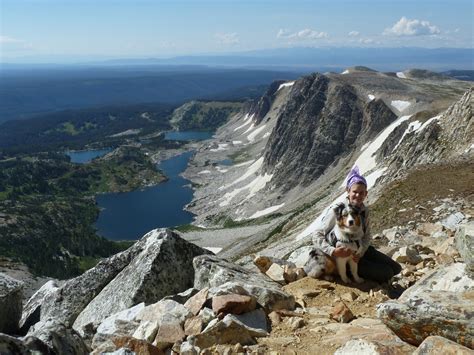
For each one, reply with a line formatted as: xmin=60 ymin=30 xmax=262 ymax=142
xmin=0 ymin=67 xmax=472 ymax=354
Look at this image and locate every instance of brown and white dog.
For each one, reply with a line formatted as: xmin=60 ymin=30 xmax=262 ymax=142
xmin=305 ymin=203 xmax=365 ymax=283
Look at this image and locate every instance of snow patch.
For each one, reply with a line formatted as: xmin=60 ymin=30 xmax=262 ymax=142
xmin=368 ymin=94 xmax=375 ymax=101
xmin=391 ymin=100 xmax=411 ymax=112
xmin=341 ymin=70 xmax=350 ymax=74
xmin=243 ymin=123 xmax=255 ymax=135
xmin=262 ymin=132 xmax=271 ymax=138
xmin=391 ymin=120 xmax=422 ymax=152
xmin=249 ymin=203 xmax=285 ymax=219
xmin=277 ymin=81 xmax=295 ymax=91
xmin=198 ymin=170 xmax=211 ymax=174
xmin=216 ymin=166 xmax=228 ymax=173
xmin=247 ymin=124 xmax=267 ymax=142
xmin=232 ymin=140 xmax=242 ymax=145
xmin=353 ymin=115 xmax=411 ymax=175
xmin=203 ymin=247 xmax=222 ymax=254
xmin=219 ymin=157 xmax=263 ymax=191
xmin=419 ymin=115 xmax=441 ymax=131
xmin=234 ymin=160 xmax=254 ymax=167
xmin=465 ymin=144 xmax=474 ymax=153
xmin=219 ymin=172 xmax=273 ymax=207
xmin=210 ymin=143 xmax=229 ymax=152
xmin=396 ymin=72 xmax=407 ymax=79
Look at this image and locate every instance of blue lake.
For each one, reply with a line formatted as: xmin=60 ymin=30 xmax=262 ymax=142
xmin=94 ymin=151 xmax=195 ymax=241
xmin=165 ymin=131 xmax=213 ymax=141
xmin=67 ymin=148 xmax=112 ymax=163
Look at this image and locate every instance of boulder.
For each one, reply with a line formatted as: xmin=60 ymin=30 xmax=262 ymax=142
xmin=399 ymin=263 xmax=472 ymax=300
xmin=440 ymin=212 xmax=465 ymax=230
xmin=455 ymin=222 xmax=474 ymax=277
xmin=0 ymin=273 xmax=23 ymax=334
xmin=153 ymin=313 xmax=186 ymax=350
xmin=40 ymin=233 xmax=153 ymax=326
xmin=265 ymin=263 xmax=286 ymax=284
xmin=27 ymin=318 xmax=89 ymax=355
xmin=392 ymin=246 xmax=422 ymax=265
xmin=310 ymin=318 xmax=414 ymax=351
xmin=335 ymin=338 xmax=415 ymax=354
xmin=330 ymin=302 xmax=355 ymax=323
xmin=194 ymin=311 xmax=268 ymax=349
xmin=184 ymin=287 xmax=209 ymax=315
xmin=73 ymin=229 xmax=210 ymax=334
xmin=194 ymin=255 xmax=295 ymax=311
xmin=413 ymin=335 xmax=473 ymax=354
xmin=377 ymin=290 xmax=473 ymax=347
xmin=112 ymin=336 xmax=164 ymax=355
xmin=95 ymin=303 xmax=144 ymax=338
xmin=212 ymin=294 xmax=257 ymax=315
xmin=19 ymin=280 xmax=59 ymax=334
xmin=378 ymin=263 xmax=473 ymax=347
xmin=0 ymin=334 xmax=30 ymax=355
xmin=286 ymin=246 xmax=314 ymax=268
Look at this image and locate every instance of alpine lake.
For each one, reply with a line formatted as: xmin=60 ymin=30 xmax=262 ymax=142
xmin=66 ymin=131 xmax=214 ymax=240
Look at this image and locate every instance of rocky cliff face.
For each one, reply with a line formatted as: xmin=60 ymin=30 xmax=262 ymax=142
xmin=262 ymin=73 xmax=396 ymax=189
xmin=247 ymin=80 xmax=287 ymax=125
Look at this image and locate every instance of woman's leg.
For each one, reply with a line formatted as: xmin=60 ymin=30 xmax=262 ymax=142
xmin=358 ymin=246 xmax=401 ymax=283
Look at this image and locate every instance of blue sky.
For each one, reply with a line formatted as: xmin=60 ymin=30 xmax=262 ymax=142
xmin=1 ymin=0 xmax=472 ymax=63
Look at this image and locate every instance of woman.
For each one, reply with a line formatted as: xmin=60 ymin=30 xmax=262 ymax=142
xmin=312 ymin=166 xmax=401 ymax=283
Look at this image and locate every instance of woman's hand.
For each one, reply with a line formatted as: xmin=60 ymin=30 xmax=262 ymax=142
xmin=332 ymin=247 xmax=352 ymax=258
xmin=352 ymin=254 xmax=361 ymax=263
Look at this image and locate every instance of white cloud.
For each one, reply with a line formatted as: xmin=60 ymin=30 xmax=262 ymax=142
xmin=348 ymin=31 xmax=360 ymax=37
xmin=277 ymin=28 xmax=328 ymax=40
xmin=214 ymin=32 xmax=239 ymax=45
xmin=359 ymin=38 xmax=375 ymax=44
xmin=0 ymin=35 xmax=22 ymax=44
xmin=383 ymin=17 xmax=441 ymax=36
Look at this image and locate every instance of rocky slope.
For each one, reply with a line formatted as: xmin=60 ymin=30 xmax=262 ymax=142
xmin=0 ymin=67 xmax=472 ymax=354
xmin=183 ymin=67 xmax=471 ymax=230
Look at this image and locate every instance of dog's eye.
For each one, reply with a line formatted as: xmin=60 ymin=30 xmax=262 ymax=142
xmin=342 ymin=211 xmax=348 ymax=217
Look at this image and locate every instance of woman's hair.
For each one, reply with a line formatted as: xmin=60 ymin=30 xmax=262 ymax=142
xmin=346 ymin=165 xmax=367 ymax=190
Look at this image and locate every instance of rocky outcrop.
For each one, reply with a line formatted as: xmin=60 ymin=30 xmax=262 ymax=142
xmin=380 ymin=88 xmax=473 ymax=184
xmin=262 ymin=73 xmax=396 ymax=189
xmin=0 ymin=334 xmax=31 ymax=355
xmin=27 ymin=318 xmax=89 ymax=355
xmin=0 ymin=273 xmax=23 ymax=334
xmin=19 ymin=280 xmax=58 ymax=334
xmin=456 ymin=222 xmax=474 ymax=277
xmin=377 ymin=263 xmax=473 ymax=348
xmin=247 ymin=80 xmax=286 ymax=125
xmin=73 ymin=229 xmax=210 ymax=335
xmin=193 ymin=255 xmax=295 ymax=311
xmin=413 ymin=335 xmax=473 ymax=354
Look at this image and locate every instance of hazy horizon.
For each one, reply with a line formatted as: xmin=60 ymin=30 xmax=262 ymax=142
xmin=1 ymin=0 xmax=472 ymax=64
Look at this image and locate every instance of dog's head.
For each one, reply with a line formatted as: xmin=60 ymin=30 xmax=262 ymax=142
xmin=334 ymin=203 xmax=363 ymax=234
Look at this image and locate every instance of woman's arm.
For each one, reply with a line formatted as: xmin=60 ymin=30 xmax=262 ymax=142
xmin=311 ymin=207 xmax=337 ymax=256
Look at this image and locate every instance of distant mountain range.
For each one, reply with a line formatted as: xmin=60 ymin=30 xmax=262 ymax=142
xmin=96 ymin=47 xmax=473 ymax=71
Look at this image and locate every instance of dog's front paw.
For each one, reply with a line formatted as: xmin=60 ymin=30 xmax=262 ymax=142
xmin=353 ymin=276 xmax=365 ymax=284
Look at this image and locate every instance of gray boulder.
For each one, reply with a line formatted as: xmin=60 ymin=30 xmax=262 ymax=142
xmin=40 ymin=235 xmax=152 ymax=326
xmin=0 ymin=273 xmax=23 ymax=334
xmin=73 ymin=229 xmax=210 ymax=335
xmin=377 ymin=263 xmax=474 ymax=348
xmin=20 ymin=280 xmax=59 ymax=334
xmin=27 ymin=318 xmax=89 ymax=355
xmin=413 ymin=335 xmax=473 ymax=354
xmin=455 ymin=222 xmax=474 ymax=277
xmin=194 ymin=255 xmax=295 ymax=311
xmin=194 ymin=311 xmax=269 ymax=348
xmin=0 ymin=334 xmax=30 ymax=355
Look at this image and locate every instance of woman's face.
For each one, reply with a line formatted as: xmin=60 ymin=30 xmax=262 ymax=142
xmin=347 ymin=183 xmax=368 ymax=207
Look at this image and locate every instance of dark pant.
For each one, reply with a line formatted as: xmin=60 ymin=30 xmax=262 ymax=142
xmin=358 ymin=246 xmax=402 ymax=283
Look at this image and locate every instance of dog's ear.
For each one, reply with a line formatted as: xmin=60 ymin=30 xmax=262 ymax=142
xmin=333 ymin=203 xmax=345 ymax=218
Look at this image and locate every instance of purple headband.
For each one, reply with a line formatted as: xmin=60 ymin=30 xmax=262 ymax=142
xmin=346 ymin=165 xmax=367 ymax=189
